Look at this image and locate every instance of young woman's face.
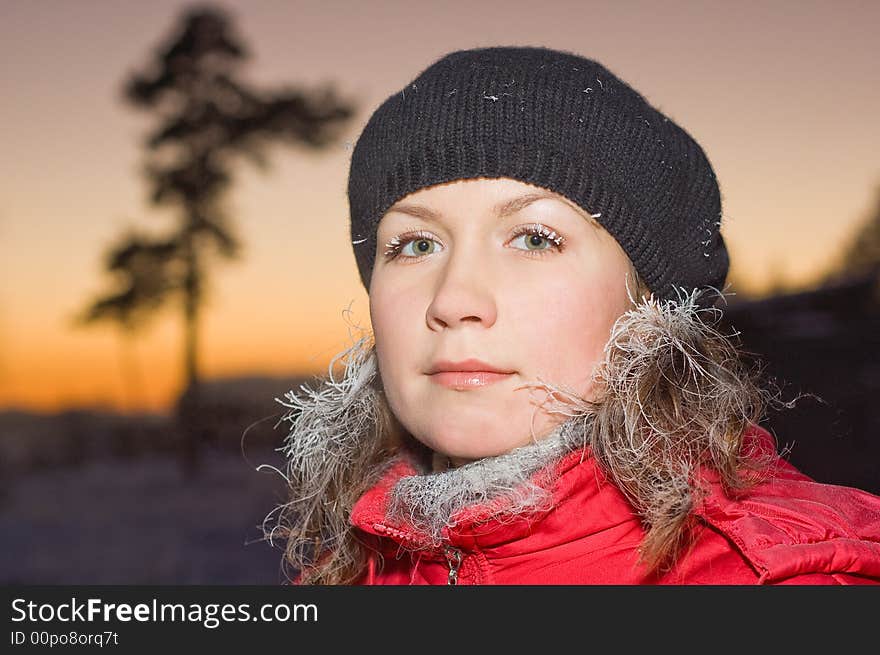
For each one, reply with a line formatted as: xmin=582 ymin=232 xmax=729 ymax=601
xmin=369 ymin=177 xmax=634 ymax=465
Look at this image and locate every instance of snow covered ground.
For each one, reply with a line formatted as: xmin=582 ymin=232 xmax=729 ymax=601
xmin=0 ymin=448 xmax=293 ymax=584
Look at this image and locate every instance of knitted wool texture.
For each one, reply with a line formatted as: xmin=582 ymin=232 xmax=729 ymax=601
xmin=347 ymin=45 xmax=729 ymax=304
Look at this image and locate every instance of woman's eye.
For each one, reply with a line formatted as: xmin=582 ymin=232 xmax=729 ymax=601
xmin=510 ymin=225 xmax=566 ymax=254
xmin=401 ymin=237 xmax=439 ymax=257
xmin=383 ymin=231 xmax=441 ymax=260
xmin=511 ymin=232 xmax=552 ymax=251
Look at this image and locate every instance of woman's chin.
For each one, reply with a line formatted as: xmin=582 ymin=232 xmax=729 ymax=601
xmin=418 ymin=429 xmax=534 ymax=465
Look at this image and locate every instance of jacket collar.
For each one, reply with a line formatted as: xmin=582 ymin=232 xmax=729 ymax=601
xmin=349 ymin=423 xmax=784 ymax=555
xmin=349 ymin=442 xmax=644 ymax=554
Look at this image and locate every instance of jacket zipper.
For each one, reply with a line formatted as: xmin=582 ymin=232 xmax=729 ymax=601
xmin=445 ymin=545 xmax=463 ymax=585
xmin=374 ymin=523 xmax=465 ymax=585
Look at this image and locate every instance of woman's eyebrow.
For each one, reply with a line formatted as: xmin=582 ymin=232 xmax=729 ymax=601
xmin=385 ymin=191 xmax=574 ymax=222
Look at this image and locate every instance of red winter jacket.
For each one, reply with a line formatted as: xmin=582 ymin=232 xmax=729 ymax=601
xmin=349 ymin=424 xmax=880 ymax=584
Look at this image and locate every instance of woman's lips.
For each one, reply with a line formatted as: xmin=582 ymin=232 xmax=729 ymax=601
xmin=428 ymin=371 xmax=513 ymax=390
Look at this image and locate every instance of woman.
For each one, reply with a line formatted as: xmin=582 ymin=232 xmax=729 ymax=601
xmin=266 ymin=46 xmax=880 ymax=584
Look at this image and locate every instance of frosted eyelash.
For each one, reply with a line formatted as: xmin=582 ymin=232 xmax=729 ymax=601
xmin=517 ymin=223 xmax=566 ymax=249
xmin=383 ymin=230 xmax=435 ymax=258
xmin=383 ymin=236 xmax=402 ymax=257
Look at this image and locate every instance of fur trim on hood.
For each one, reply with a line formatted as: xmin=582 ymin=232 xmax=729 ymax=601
xmin=262 ymin=287 xmax=794 ymax=584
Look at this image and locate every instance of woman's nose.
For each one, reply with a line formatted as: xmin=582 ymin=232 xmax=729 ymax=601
xmin=425 ymin=249 xmax=498 ymax=331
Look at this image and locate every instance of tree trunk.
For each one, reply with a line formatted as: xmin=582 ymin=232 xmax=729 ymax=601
xmin=117 ymin=331 xmax=146 ymax=414
xmin=178 ymin=231 xmax=203 ymax=479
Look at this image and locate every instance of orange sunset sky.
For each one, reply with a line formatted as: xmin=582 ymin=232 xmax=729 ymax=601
xmin=1 ymin=0 xmax=878 ymax=415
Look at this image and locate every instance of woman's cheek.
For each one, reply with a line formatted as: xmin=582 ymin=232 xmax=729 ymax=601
xmin=372 ymin=287 xmax=421 ymax=365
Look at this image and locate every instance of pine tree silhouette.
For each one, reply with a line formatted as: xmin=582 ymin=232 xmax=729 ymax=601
xmin=76 ymin=4 xmax=356 ymax=477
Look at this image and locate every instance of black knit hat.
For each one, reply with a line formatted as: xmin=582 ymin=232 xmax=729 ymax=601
xmin=347 ymin=45 xmax=728 ymax=305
